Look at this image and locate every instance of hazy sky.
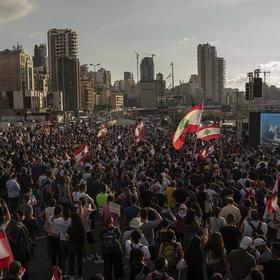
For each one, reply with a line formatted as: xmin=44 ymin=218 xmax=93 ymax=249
xmin=1 ymin=0 xmax=280 ymax=89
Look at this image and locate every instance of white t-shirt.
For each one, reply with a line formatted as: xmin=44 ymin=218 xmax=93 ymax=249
xmin=53 ymin=217 xmax=71 ymax=241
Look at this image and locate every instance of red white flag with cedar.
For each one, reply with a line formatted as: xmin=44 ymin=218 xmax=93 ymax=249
xmin=197 ymin=145 xmax=215 ymax=160
xmin=266 ymin=175 xmax=279 ymax=214
xmin=173 ymin=103 xmax=203 ymax=150
xmin=197 ymin=126 xmax=221 ymax=141
xmin=0 ymin=230 xmax=14 ymax=269
xmin=97 ymin=126 xmax=108 ymax=138
xmin=135 ymin=120 xmax=144 ymax=138
xmin=65 ymin=152 xmax=69 ymax=161
xmin=73 ymin=144 xmax=89 ymax=163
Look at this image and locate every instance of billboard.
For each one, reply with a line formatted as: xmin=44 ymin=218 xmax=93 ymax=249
xmin=260 ymin=113 xmax=280 ymax=145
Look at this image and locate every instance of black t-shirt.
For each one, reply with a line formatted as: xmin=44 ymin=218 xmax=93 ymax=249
xmin=129 ymin=263 xmax=151 ymax=280
xmin=141 ymin=190 xmax=153 ymax=207
xmin=151 ymin=192 xmax=167 ymax=207
xmin=172 ymin=189 xmax=187 ymax=205
xmin=262 ymin=259 xmax=280 ymax=280
xmin=220 ymin=225 xmax=241 ymax=253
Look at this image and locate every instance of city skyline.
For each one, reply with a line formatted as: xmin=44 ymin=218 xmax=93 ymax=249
xmin=1 ymin=0 xmax=280 ymax=89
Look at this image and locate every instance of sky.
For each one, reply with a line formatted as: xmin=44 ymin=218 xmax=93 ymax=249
xmin=1 ymin=0 xmax=280 ymax=90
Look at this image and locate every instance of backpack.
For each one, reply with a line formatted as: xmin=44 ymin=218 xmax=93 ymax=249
xmin=102 ymin=227 xmax=119 ymax=249
xmin=162 ymin=241 xmax=178 ymax=267
xmin=130 ymin=244 xmax=143 ymax=265
xmin=249 ymin=222 xmax=263 ymax=235
xmin=134 ymin=265 xmax=146 ymax=280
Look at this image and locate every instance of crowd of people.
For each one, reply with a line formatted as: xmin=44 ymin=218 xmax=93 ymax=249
xmin=0 ymin=118 xmax=280 ymax=280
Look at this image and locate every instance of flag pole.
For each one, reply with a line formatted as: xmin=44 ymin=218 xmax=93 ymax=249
xmin=193 ymin=103 xmax=203 ymax=156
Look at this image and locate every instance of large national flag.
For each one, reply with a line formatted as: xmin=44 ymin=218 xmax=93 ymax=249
xmin=135 ymin=120 xmax=144 ymax=138
xmin=197 ymin=126 xmax=221 ymax=141
xmin=97 ymin=126 xmax=108 ymax=138
xmin=267 ymin=175 xmax=279 ymax=214
xmin=173 ymin=103 xmax=203 ymax=150
xmin=0 ymin=230 xmax=14 ymax=269
xmin=74 ymin=144 xmax=89 ymax=163
xmin=197 ymin=144 xmax=215 ymax=160
xmin=135 ymin=135 xmax=143 ymax=145
xmin=51 ymin=268 xmax=59 ymax=280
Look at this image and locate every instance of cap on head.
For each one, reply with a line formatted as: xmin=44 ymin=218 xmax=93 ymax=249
xmin=239 ymin=236 xmax=253 ymax=250
xmin=129 ymin=218 xmax=142 ymax=229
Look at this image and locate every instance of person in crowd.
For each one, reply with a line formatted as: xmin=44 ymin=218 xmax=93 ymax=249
xmin=219 ymin=197 xmax=242 ymax=225
xmin=146 ymin=257 xmax=174 ymax=280
xmin=129 ymin=248 xmax=151 ymax=280
xmin=100 ymin=216 xmax=124 ymax=280
xmin=242 ymin=209 xmax=267 ymax=237
xmin=175 ymin=204 xmax=187 ymax=243
xmin=5 ymin=261 xmax=24 ymax=280
xmin=209 ymin=207 xmax=226 ymax=233
xmin=252 ymin=238 xmax=272 ymax=264
xmin=6 ymin=174 xmax=20 ymax=211
xmin=227 ymin=236 xmax=256 ymax=280
xmin=67 ymin=213 xmax=85 ymax=280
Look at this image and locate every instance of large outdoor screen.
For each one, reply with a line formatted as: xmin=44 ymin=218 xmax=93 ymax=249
xmin=260 ymin=113 xmax=280 ymax=145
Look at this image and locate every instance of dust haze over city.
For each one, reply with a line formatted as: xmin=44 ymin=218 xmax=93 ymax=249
xmin=2 ymin=1 xmax=280 ymax=280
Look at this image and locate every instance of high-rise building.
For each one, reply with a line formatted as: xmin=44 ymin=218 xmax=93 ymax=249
xmin=58 ymin=56 xmax=80 ymax=112
xmin=197 ymin=43 xmax=225 ymax=104
xmin=124 ymin=72 xmax=135 ymax=94
xmin=0 ymin=47 xmax=37 ymax=109
xmin=140 ymin=57 xmax=154 ymax=81
xmin=95 ymin=68 xmax=111 ymax=90
xmin=80 ymin=77 xmax=95 ymax=113
xmin=47 ymin=28 xmax=78 ymax=91
xmin=33 ymin=44 xmax=48 ymax=73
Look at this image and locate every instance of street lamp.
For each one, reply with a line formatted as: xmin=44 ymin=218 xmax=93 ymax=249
xmin=89 ymin=63 xmax=101 ymax=72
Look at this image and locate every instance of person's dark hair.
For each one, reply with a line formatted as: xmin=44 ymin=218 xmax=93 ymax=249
xmin=54 ymin=205 xmax=63 ymax=216
xmin=251 ymin=209 xmax=259 ymax=220
xmin=226 ymin=197 xmax=234 ymax=204
xmin=244 ymin=198 xmax=252 ymax=208
xmin=213 ymin=207 xmax=221 ymax=218
xmin=130 ymin=195 xmax=137 ymax=204
xmin=204 ymin=232 xmax=225 ymax=259
xmin=165 ymin=229 xmax=176 ymax=242
xmin=24 ymin=194 xmax=30 ymax=203
xmin=100 ymin=183 xmax=107 ymax=193
xmin=184 ymin=208 xmax=196 ymax=225
xmin=49 ymin=198 xmax=56 ymax=207
xmin=8 ymin=261 xmax=22 ymax=276
xmin=107 ymin=195 xmax=114 ymax=203
xmin=154 ymin=257 xmax=168 ymax=272
xmin=158 ymin=218 xmax=170 ymax=229
xmin=131 ymin=230 xmax=141 ymax=244
xmin=226 ymin=213 xmax=235 ymax=224
xmin=176 ymin=180 xmax=184 ymax=189
xmin=140 ymin=209 xmax=148 ymax=219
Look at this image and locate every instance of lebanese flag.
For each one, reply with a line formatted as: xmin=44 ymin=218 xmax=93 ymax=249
xmin=203 ymin=144 xmax=215 ymax=160
xmin=136 ymin=135 xmax=143 ymax=144
xmin=0 ymin=230 xmax=14 ymax=269
xmin=266 ymin=175 xmax=279 ymax=214
xmin=173 ymin=104 xmax=203 ymax=150
xmin=197 ymin=126 xmax=221 ymax=141
xmin=74 ymin=144 xmax=89 ymax=163
xmin=97 ymin=126 xmax=108 ymax=138
xmin=51 ymin=268 xmax=59 ymax=280
xmin=65 ymin=152 xmax=69 ymax=160
xmin=197 ymin=147 xmax=207 ymax=159
xmin=135 ymin=120 xmax=144 ymax=138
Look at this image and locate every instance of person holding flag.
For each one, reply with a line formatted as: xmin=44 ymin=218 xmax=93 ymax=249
xmin=173 ymin=104 xmax=203 ymax=150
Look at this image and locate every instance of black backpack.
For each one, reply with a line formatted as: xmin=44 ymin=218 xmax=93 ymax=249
xmin=249 ymin=222 xmax=263 ymax=235
xmin=102 ymin=227 xmax=119 ymax=249
xmin=129 ymin=244 xmax=143 ymax=265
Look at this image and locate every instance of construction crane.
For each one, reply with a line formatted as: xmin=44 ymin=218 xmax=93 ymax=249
xmin=134 ymin=52 xmax=139 ymax=83
xmin=142 ymin=52 xmax=156 ymax=59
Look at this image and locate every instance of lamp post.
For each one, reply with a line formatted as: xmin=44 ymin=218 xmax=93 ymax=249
xmin=89 ymin=63 xmax=101 ymax=72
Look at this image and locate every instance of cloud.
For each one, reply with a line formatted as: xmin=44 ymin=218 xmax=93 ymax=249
xmin=0 ymin=0 xmax=35 ymax=24
xmin=28 ymin=31 xmax=41 ymax=38
xmin=178 ymin=37 xmax=197 ymax=44
xmin=226 ymin=74 xmax=247 ymax=90
xmin=226 ymin=61 xmax=280 ymax=90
